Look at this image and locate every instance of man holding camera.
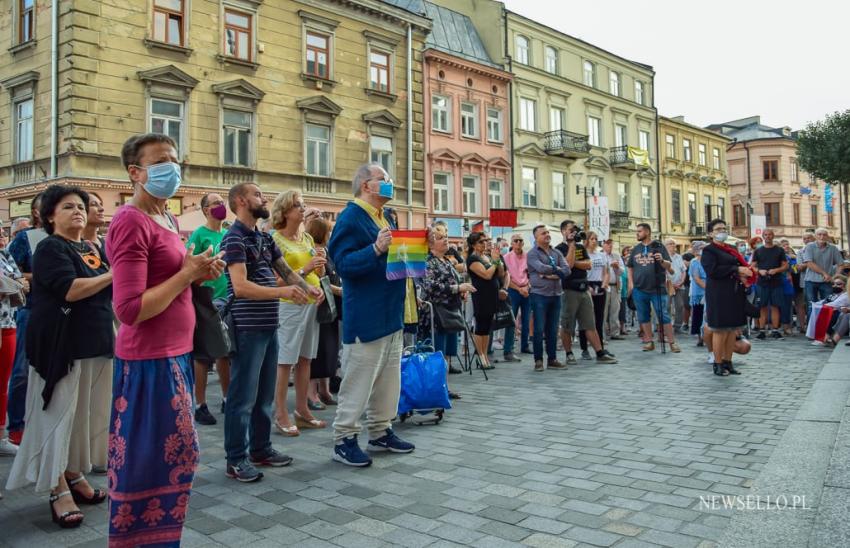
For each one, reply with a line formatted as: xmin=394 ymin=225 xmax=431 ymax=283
xmin=556 ymin=220 xmax=618 ymax=365
xmin=627 ymin=223 xmax=681 ymax=353
xmin=751 ymin=228 xmax=788 ymax=340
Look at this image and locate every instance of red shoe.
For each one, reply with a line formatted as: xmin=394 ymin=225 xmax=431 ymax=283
xmin=8 ymin=430 xmax=22 ymax=446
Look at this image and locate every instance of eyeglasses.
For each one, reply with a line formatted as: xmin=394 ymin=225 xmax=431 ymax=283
xmin=512 ymin=239 xmax=523 ymax=243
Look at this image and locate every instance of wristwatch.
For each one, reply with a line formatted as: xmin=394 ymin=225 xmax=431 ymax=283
xmin=298 ymin=268 xmax=305 ymax=277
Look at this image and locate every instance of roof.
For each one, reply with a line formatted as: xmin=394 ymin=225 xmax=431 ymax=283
xmin=706 ymin=116 xmax=795 ymax=142
xmin=423 ymin=2 xmax=497 ymax=68
xmin=380 ymin=0 xmax=427 ymax=16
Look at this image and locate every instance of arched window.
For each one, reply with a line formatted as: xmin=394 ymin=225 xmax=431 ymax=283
xmin=583 ymin=60 xmax=595 ymax=87
xmin=515 ymin=35 xmax=529 ymax=64
xmin=544 ymin=46 xmax=557 ymax=74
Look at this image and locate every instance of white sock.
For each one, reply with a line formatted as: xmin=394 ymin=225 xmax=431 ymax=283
xmin=707 ymin=352 xmax=715 ymax=363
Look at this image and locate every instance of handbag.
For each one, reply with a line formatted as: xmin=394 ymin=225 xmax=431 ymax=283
xmin=316 ymin=276 xmax=338 ymax=324
xmin=0 ymin=275 xmax=26 ymax=308
xmin=433 ymin=303 xmax=466 ymax=333
xmin=191 ymin=284 xmax=232 ymax=361
xmin=736 ymin=282 xmax=761 ymax=318
xmin=491 ymin=298 xmax=516 ymax=331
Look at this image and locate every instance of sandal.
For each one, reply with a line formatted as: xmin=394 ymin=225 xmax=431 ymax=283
xmin=449 ymin=391 xmax=461 ymax=400
xmin=274 ymin=419 xmax=300 ymax=437
xmin=294 ymin=411 xmax=327 ymax=429
xmin=307 ymin=399 xmax=326 ymax=411
xmin=319 ymin=394 xmax=337 ymax=406
xmin=49 ymin=491 xmax=84 ymax=528
xmin=67 ymin=474 xmax=106 ymax=505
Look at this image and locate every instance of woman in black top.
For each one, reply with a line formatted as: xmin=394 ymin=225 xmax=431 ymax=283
xmin=5 ymin=185 xmax=113 ymax=528
xmin=466 ymin=232 xmax=505 ymax=369
xmin=307 ymin=216 xmax=341 ymax=408
xmin=701 ymin=219 xmax=754 ymax=376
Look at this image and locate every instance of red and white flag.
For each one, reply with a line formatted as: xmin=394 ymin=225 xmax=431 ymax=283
xmin=807 ymin=302 xmax=837 ymax=342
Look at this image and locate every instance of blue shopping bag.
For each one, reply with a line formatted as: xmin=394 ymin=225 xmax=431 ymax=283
xmin=398 ymin=350 xmax=452 ymax=415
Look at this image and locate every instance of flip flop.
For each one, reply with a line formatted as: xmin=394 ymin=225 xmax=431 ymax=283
xmin=274 ymin=419 xmax=300 ymax=437
xmin=294 ymin=412 xmax=327 ymax=429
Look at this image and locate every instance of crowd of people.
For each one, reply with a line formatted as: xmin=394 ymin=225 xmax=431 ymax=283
xmin=1 ymin=131 xmax=849 ymax=546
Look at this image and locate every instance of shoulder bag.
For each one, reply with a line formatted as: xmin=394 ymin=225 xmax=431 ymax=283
xmin=315 ymin=276 xmax=338 ymax=324
xmin=491 ymin=297 xmax=516 ymax=331
xmin=191 ymin=284 xmax=232 ymax=361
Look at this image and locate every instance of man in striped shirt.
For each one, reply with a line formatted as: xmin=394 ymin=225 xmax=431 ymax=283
xmin=222 ymin=182 xmax=323 ymax=482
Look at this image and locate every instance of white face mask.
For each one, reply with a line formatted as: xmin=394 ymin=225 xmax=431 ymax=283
xmin=714 ymin=231 xmax=729 ymax=243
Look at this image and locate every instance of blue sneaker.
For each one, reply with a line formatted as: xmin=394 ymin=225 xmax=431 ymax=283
xmin=367 ymin=429 xmax=415 ymax=453
xmin=226 ymin=458 xmax=264 ymax=482
xmin=333 ymin=436 xmax=372 ymax=467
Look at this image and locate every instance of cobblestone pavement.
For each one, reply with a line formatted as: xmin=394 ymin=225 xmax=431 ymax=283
xmin=0 ymin=332 xmax=829 ymax=547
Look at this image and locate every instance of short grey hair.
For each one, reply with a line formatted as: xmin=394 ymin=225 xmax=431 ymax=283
xmin=816 ymin=227 xmax=829 ymax=235
xmin=352 ymin=163 xmax=385 ymax=197
xmin=10 ymin=217 xmax=28 ymax=234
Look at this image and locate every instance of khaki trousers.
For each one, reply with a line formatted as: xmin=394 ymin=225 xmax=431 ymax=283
xmin=333 ymin=330 xmax=403 ymax=442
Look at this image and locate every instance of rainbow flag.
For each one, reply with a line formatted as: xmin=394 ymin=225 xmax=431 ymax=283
xmin=386 ymin=230 xmax=428 ymax=280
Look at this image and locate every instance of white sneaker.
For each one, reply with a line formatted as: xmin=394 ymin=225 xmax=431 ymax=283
xmin=707 ymin=353 xmax=715 ymax=364
xmin=811 ymin=340 xmax=824 ymax=346
xmin=0 ymin=438 xmax=18 ymax=456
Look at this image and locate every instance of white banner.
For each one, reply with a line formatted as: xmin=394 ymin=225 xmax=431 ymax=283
xmin=588 ymin=196 xmax=610 ymax=241
xmin=751 ymin=214 xmax=766 ymax=238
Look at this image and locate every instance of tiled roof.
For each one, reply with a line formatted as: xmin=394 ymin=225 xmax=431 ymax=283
xmin=423 ymin=1 xmax=498 ymax=68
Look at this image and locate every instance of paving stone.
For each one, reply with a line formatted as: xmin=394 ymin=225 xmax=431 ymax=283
xmin=637 ymin=529 xmax=703 ymax=548
xmin=228 ymin=513 xmax=276 ymax=533
xmin=560 ymin=525 xmax=624 ymax=546
xmin=516 ymin=516 xmax=569 ymax=535
xmin=521 ymin=532 xmax=578 ymax=548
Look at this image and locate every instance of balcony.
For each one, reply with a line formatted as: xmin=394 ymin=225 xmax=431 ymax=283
xmin=609 ymin=210 xmax=632 ymax=231
xmin=12 ymin=162 xmax=37 ymax=184
xmin=222 ymin=168 xmax=255 ymax=186
xmin=688 ymin=223 xmax=707 ymax=237
xmin=303 ymin=176 xmax=336 ymax=195
xmin=543 ymin=130 xmax=591 ymax=158
xmin=609 ymin=146 xmax=652 ymax=171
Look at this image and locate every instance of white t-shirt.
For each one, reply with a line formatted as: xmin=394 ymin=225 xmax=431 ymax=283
xmin=587 ymin=251 xmax=609 ymax=282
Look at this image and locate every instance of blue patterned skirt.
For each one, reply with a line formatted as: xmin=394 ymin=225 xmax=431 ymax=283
xmin=108 ymin=353 xmax=199 ymax=548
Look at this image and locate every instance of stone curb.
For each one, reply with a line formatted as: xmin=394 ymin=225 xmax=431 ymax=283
xmin=720 ymin=343 xmax=850 ymax=547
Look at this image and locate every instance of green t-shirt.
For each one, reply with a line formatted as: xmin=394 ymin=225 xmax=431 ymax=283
xmin=187 ymin=225 xmax=228 ymax=301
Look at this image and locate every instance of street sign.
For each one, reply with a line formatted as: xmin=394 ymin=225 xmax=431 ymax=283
xmin=588 ymin=196 xmax=610 ymax=241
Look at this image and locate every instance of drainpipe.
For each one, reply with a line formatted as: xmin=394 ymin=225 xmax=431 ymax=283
xmin=50 ymin=0 xmax=59 ymax=178
xmin=504 ymin=9 xmax=515 ymax=214
xmin=744 ymin=141 xmax=751 ymax=237
xmin=652 ymin=78 xmax=661 ymax=237
xmin=406 ymin=23 xmax=413 ymax=228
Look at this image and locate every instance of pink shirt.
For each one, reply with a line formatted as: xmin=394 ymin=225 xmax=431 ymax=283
xmin=107 ymin=205 xmax=195 ymax=360
xmin=505 ymin=251 xmax=529 ymax=287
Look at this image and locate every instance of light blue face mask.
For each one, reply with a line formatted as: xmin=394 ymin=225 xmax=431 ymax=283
xmin=377 ymin=179 xmax=394 ymax=200
xmin=141 ymin=162 xmax=182 ymax=199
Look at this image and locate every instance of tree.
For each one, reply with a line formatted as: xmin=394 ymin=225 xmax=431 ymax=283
xmin=796 ymin=110 xmax=850 ymax=246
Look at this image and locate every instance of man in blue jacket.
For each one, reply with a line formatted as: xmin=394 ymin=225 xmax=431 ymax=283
xmin=328 ymin=163 xmax=414 ymax=467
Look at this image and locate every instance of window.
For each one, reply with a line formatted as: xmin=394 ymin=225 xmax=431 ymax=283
xmin=810 ymin=204 xmax=818 ymax=226
xmin=153 ymin=0 xmax=185 ymax=46
xmin=793 ymin=203 xmax=801 ymax=225
xmin=617 ymin=181 xmax=629 ymax=211
xmin=552 ymin=172 xmax=566 ymax=210
xmin=717 ymin=197 xmax=725 ymax=221
xmin=671 ymin=189 xmax=681 ymax=223
xmin=370 ymin=135 xmax=392 ymax=175
xmin=14 ymin=98 xmax=34 ymax=163
xmin=18 ymin=0 xmax=35 ymax=44
xmin=665 ymin=134 xmax=675 ymax=158
xmin=519 ymin=98 xmax=536 ymax=131
xmin=641 ymin=185 xmax=652 ymax=218
xmin=462 ymin=176 xmax=479 ymax=215
xmin=486 ymin=108 xmax=502 ymax=142
xmin=224 ymin=8 xmax=253 ymax=61
xmin=587 ymin=116 xmax=601 ymax=147
xmin=687 ymin=192 xmax=697 ymax=224
xmin=764 ymin=202 xmax=780 ymax=226
xmin=433 ymin=173 xmax=450 ymax=213
xmin=432 ymin=95 xmax=450 ymax=133
xmin=712 ymin=147 xmax=721 ymax=170
xmin=683 ymin=139 xmax=692 ymax=162
xmin=733 ymin=204 xmax=745 ymax=226
xmin=223 ymin=109 xmax=252 ymax=167
xmin=515 ymin=35 xmax=529 ymax=64
xmin=589 ymin=175 xmax=604 ymax=197
xmin=614 ymin=124 xmax=626 ymax=148
xmin=522 ymin=167 xmax=537 ymax=207
xmin=790 ymin=158 xmax=799 ymax=182
xmin=304 ymin=123 xmax=330 ymax=175
xmin=545 ymin=46 xmax=558 ymax=74
xmin=150 ymin=98 xmax=183 ymax=156
xmin=763 ymin=160 xmax=779 ymax=181
xmin=369 ymin=50 xmax=390 ymax=93
xmin=549 ymin=107 xmax=564 ymax=132
xmin=460 ymin=102 xmax=478 ymax=139
xmin=634 ymin=80 xmax=644 ymax=105
xmin=305 ymin=32 xmax=329 ymax=78
xmin=698 ymin=143 xmax=707 ymax=166
xmin=583 ymin=61 xmax=596 ymax=87
xmin=639 ymin=130 xmax=650 ymax=153
xmin=703 ymin=195 xmax=711 ymax=222
xmin=609 ymin=71 xmax=620 ymax=96
xmin=489 ymin=179 xmax=503 ymax=210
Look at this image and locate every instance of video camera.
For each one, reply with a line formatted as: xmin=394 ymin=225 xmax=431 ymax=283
xmin=568 ymin=225 xmax=587 ymax=243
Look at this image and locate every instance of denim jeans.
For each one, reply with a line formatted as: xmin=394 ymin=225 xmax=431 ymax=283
xmin=805 ymin=281 xmax=832 ymax=316
xmin=530 ymin=293 xmax=561 ymax=362
xmin=7 ymin=308 xmax=30 ymax=432
xmin=504 ymin=288 xmax=530 ymax=355
xmin=224 ymin=328 xmax=278 ymax=465
xmin=632 ymin=288 xmax=671 ymax=325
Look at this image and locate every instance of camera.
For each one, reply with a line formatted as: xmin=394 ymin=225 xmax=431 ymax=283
xmin=570 ymin=225 xmax=587 ymax=243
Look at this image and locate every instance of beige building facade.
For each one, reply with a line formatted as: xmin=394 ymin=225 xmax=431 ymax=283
xmin=658 ymin=116 xmax=730 ymax=246
xmin=0 ymin=0 xmax=431 ymax=231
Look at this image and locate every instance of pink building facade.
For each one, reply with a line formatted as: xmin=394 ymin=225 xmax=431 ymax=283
xmin=423 ymin=43 xmax=512 ymax=237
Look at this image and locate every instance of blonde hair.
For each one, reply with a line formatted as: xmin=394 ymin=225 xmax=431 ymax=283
xmin=271 ymin=190 xmax=302 ymax=230
xmin=586 ymin=230 xmax=600 ymax=250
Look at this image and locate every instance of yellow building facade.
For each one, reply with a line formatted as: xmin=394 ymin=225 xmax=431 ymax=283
xmin=657 ymin=116 xmax=730 ymax=246
xmin=0 ymin=0 xmax=431 ymax=229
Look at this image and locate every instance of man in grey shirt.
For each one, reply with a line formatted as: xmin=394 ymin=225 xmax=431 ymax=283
xmin=526 ymin=225 xmax=569 ymax=371
xmin=803 ymin=227 xmax=843 ymax=313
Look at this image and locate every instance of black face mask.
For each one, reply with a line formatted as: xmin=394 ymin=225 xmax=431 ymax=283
xmin=833 ymin=286 xmax=844 ymax=294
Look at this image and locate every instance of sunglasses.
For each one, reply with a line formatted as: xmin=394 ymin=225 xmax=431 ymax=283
xmin=512 ymin=239 xmax=523 ymax=243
